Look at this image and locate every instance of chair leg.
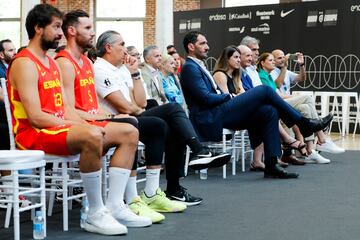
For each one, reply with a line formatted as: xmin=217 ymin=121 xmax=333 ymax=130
xmin=12 ymin=170 xmax=20 ymax=240
xmin=4 ymin=197 xmax=12 ymax=228
xmin=62 ymin=162 xmax=69 ymax=231
xmin=40 ymin=165 xmax=47 ymax=237
xmin=241 ymin=131 xmax=246 ymax=172
xmin=222 ymin=133 xmax=227 ymax=179
xmin=184 ymin=146 xmax=191 ymax=177
xmin=231 ymin=133 xmax=236 ymax=176
xmin=48 ymin=162 xmax=59 ymax=217
xmin=101 ymin=156 xmax=107 ymax=203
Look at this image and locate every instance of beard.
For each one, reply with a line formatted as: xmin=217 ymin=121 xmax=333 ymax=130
xmin=76 ymin=35 xmax=94 ymax=50
xmin=40 ymin=35 xmax=60 ymax=51
xmin=194 ymin=49 xmax=208 ymax=60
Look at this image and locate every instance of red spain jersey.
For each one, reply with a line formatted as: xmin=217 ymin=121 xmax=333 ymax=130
xmin=6 ymin=48 xmax=71 ymax=154
xmin=55 ymin=50 xmax=99 ymax=114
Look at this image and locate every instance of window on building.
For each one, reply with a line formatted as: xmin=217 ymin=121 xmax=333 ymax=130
xmin=95 ymin=0 xmax=145 ymax=54
xmin=0 ymin=0 xmax=21 ymax=49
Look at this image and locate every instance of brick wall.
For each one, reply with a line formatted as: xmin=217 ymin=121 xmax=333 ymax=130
xmin=174 ymin=0 xmax=200 ymax=12
xmin=144 ymin=0 xmax=200 ymax=47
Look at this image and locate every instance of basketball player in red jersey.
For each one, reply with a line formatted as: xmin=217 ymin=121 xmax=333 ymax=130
xmin=7 ymin=4 xmax=141 ymax=235
xmin=55 ymin=10 xmax=154 ymax=227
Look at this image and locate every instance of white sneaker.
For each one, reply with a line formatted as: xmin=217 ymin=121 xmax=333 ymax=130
xmin=84 ymin=207 xmax=128 ymax=235
xmin=111 ymin=204 xmax=152 ymax=228
xmin=304 ymin=150 xmax=331 ymax=164
xmin=316 ymin=139 xmax=345 ymax=154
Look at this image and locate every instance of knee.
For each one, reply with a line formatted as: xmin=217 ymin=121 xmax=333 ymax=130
xmin=259 ymin=105 xmax=278 ymax=119
xmin=166 ymin=102 xmax=184 ymax=113
xmin=123 ymin=124 xmax=139 ymax=146
xmin=83 ymin=126 xmax=104 ymax=152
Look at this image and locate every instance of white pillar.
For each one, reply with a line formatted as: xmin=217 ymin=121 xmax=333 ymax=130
xmin=155 ymin=0 xmax=173 ymax=53
xmin=21 ymin=0 xmax=40 ymax=46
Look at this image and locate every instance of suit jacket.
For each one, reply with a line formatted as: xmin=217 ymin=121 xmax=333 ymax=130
xmin=180 ymin=57 xmax=231 ymax=141
xmin=141 ymin=64 xmax=167 ymax=105
xmin=0 ymin=61 xmax=7 ymax=80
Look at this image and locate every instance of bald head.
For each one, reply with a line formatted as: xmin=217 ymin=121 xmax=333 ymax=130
xmin=238 ymin=45 xmax=252 ymax=68
xmin=272 ymin=49 xmax=285 ymax=68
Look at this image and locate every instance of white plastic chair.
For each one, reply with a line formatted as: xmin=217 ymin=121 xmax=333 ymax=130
xmin=0 ymin=150 xmax=46 ymax=240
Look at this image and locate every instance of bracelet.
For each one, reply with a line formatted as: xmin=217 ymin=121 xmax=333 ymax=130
xmin=131 ymin=71 xmax=140 ymax=78
xmin=299 ymin=63 xmax=305 ymax=67
xmin=133 ymin=76 xmax=141 ymax=80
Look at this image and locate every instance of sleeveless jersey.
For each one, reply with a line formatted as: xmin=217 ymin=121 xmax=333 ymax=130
xmin=55 ymin=50 xmax=99 ymax=114
xmin=7 ymin=48 xmax=66 ymax=135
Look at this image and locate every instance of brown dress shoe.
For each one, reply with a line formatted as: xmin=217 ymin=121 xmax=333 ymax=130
xmin=281 ymin=155 xmax=306 ymax=165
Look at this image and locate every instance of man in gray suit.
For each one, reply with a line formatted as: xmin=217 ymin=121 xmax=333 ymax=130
xmin=141 ymin=45 xmax=167 ymax=106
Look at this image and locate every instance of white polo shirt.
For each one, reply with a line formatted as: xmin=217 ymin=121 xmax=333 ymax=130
xmin=94 ymin=57 xmax=148 ymax=114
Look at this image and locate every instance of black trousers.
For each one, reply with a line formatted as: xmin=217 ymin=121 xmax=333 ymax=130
xmin=102 ymin=117 xmax=165 ymax=170
xmin=140 ymin=102 xmax=199 ymax=182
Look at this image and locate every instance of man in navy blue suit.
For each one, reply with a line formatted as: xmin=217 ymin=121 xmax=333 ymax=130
xmin=180 ymin=31 xmax=332 ymax=179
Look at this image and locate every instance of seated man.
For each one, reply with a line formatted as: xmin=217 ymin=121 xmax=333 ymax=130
xmin=7 ymin=4 xmax=139 ymax=235
xmin=93 ymin=30 xmax=230 ymax=206
xmin=140 ymin=45 xmax=168 ymax=106
xmin=55 ymin=10 xmax=153 ymax=227
xmin=271 ymin=49 xmax=345 ymax=162
xmin=180 ymin=31 xmax=332 ymax=179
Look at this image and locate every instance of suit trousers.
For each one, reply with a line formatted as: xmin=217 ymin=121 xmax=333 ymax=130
xmin=140 ymin=102 xmax=199 ymax=181
xmin=284 ymin=94 xmax=318 ymax=141
xmin=219 ymin=85 xmax=302 ymax=166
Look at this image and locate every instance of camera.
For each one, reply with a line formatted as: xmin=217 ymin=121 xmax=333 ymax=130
xmin=288 ymin=54 xmax=298 ymax=61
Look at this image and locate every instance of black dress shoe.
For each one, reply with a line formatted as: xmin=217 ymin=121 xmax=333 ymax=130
xmin=320 ymin=114 xmax=333 ymax=132
xmin=298 ymin=114 xmax=333 ymax=138
xmin=264 ymin=164 xmax=299 ymax=179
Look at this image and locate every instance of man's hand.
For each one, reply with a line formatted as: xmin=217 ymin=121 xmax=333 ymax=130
xmin=295 ymin=52 xmax=304 ymax=65
xmin=115 ymin=113 xmax=138 ymax=122
xmin=124 ymin=54 xmax=139 ymax=74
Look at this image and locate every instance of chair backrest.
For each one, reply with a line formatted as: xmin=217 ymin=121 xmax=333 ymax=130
xmin=1 ymin=78 xmax=16 ymax=150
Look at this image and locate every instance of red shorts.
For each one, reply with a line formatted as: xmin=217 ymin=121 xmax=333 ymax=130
xmin=16 ymin=124 xmax=72 ymax=155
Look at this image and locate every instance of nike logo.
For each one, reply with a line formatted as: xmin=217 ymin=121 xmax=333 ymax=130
xmin=240 ymin=26 xmax=245 ymax=33
xmin=281 ymin=9 xmax=295 ymax=18
xmin=41 ymin=71 xmax=46 ymax=76
xmin=171 ymin=196 xmax=186 ymax=201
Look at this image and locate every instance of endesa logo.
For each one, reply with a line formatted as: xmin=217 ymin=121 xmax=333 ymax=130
xmin=351 ymin=5 xmax=360 ymax=12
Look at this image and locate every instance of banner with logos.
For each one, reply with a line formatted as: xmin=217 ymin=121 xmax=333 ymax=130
xmin=173 ymin=0 xmax=360 ymax=93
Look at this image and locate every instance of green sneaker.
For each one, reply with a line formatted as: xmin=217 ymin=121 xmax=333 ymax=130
xmin=128 ymin=196 xmax=165 ymax=223
xmin=140 ymin=188 xmax=187 ymax=213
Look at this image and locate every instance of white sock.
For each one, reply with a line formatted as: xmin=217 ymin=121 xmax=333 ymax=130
xmin=106 ymin=167 xmax=131 ymax=209
xmin=124 ymin=176 xmax=138 ymax=204
xmin=80 ymin=170 xmax=104 ymax=215
xmin=144 ymin=168 xmax=160 ymax=197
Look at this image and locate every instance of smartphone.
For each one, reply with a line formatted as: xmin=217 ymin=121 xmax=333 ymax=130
xmin=288 ymin=54 xmax=298 ymax=61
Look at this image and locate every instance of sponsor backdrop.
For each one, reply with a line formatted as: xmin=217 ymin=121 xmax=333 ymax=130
xmin=174 ymin=0 xmax=360 ymax=93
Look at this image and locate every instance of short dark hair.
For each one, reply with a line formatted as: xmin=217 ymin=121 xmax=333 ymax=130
xmin=25 ymin=4 xmax=63 ymax=39
xmin=62 ymin=10 xmax=89 ymax=38
xmin=166 ymin=44 xmax=174 ymax=50
xmin=183 ymin=31 xmax=202 ymax=53
xmin=0 ymin=39 xmax=12 ymax=52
